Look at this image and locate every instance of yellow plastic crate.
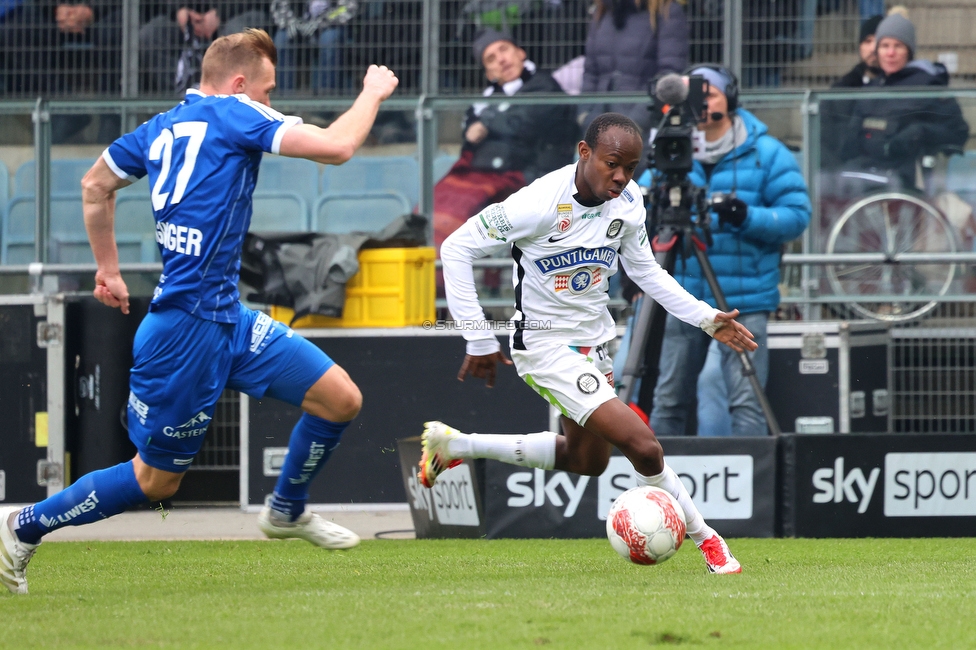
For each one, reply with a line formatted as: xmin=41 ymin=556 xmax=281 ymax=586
xmin=270 ymin=247 xmax=435 ymax=328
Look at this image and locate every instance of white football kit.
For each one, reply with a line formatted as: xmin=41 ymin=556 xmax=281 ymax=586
xmin=440 ymin=163 xmax=719 ymax=424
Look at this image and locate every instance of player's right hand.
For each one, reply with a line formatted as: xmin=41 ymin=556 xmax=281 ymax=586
xmin=362 ymin=65 xmax=398 ymax=101
xmin=93 ymin=269 xmax=130 ymax=314
xmin=457 ymin=351 xmax=513 ymax=388
xmin=710 ymin=309 xmax=757 ymax=353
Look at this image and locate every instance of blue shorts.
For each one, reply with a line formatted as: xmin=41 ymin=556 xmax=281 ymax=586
xmin=127 ymin=303 xmax=333 ymax=472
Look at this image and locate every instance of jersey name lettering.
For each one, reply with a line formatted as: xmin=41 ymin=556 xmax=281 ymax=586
xmin=156 ymin=221 xmax=204 ymax=256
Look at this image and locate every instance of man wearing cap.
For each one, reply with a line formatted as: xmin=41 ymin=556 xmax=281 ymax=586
xmin=635 ymin=64 xmax=810 ymax=437
xmin=833 ymin=14 xmax=884 ymax=88
xmin=432 ymin=29 xmax=578 ymax=263
xmin=837 ymin=11 xmax=969 ymax=188
xmin=820 ymin=14 xmax=884 ymax=170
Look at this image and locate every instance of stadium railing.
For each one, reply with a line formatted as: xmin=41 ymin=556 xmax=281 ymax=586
xmin=4 ymin=85 xmax=976 ymax=435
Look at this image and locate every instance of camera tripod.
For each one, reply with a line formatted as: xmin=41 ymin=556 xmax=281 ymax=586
xmin=617 ymin=174 xmax=782 ymax=436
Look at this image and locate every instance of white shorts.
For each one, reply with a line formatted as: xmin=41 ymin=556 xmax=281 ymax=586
xmin=512 ymin=341 xmax=617 ymax=426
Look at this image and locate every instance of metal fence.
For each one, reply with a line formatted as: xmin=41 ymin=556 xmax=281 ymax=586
xmin=3 ymin=86 xmax=976 ymax=467
xmin=4 ymin=0 xmax=975 ymax=101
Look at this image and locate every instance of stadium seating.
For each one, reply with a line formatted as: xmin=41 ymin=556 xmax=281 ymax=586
xmin=2 ymin=196 xmax=38 ymax=264
xmin=113 ymin=195 xmax=162 ymax=263
xmin=3 ymin=194 xmax=87 ymax=264
xmin=433 ymin=153 xmax=459 ymax=183
xmin=320 ymin=155 xmax=420 ymax=207
xmin=2 ymin=194 xmax=158 ymax=265
xmin=250 ymin=191 xmax=309 ymax=232
xmin=313 ymin=190 xmax=412 ymax=234
xmin=256 ymin=156 xmax=319 ymax=221
xmin=14 ymin=158 xmax=97 ymax=196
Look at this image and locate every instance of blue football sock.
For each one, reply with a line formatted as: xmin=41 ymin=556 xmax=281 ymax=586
xmin=269 ymin=414 xmax=348 ymax=522
xmin=13 ymin=460 xmax=147 ymax=545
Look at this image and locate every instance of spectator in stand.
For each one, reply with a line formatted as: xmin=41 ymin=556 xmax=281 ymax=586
xmin=270 ymin=0 xmax=362 ymax=94
xmin=0 ymin=0 xmax=121 ymax=140
xmin=579 ymin=0 xmax=688 ymax=137
xmin=819 ymin=14 xmax=883 ymax=171
xmin=836 ymin=11 xmax=969 ymax=190
xmin=140 ymin=1 xmax=269 ymax=94
xmin=833 ymin=13 xmax=883 ymax=88
xmin=432 ymin=29 xmax=578 ymax=293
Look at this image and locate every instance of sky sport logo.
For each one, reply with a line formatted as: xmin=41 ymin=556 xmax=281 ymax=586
xmin=884 ymin=452 xmax=976 ymax=517
xmin=408 ymin=464 xmax=480 ymax=526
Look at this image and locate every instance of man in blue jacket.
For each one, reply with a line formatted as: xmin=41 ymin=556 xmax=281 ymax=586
xmin=644 ymin=65 xmax=811 ymax=437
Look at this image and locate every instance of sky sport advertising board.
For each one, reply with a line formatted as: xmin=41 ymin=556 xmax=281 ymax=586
xmin=481 ymin=437 xmax=777 ymax=539
xmin=781 ymin=434 xmax=976 ymax=537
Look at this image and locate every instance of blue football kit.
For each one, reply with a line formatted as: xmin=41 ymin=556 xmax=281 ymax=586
xmin=103 ymin=89 xmax=332 ymax=471
xmin=11 ymin=89 xmax=356 ymax=548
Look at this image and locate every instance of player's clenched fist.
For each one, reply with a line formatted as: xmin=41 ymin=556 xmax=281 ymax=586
xmin=363 ymin=65 xmax=398 ymax=100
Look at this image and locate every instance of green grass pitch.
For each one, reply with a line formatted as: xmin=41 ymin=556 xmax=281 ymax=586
xmin=5 ymin=538 xmax=975 ymax=648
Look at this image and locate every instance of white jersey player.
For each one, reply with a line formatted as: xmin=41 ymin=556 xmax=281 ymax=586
xmin=421 ymin=113 xmax=755 ymax=574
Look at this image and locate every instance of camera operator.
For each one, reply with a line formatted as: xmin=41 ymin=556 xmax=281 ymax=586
xmin=639 ymin=65 xmax=811 ymax=436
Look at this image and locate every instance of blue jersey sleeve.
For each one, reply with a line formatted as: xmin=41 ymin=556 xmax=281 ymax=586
xmin=226 ymin=95 xmax=303 ymax=155
xmin=103 ymin=122 xmax=150 ymax=180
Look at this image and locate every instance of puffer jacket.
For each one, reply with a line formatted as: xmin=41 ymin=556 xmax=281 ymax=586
xmin=839 ymin=59 xmax=969 ymax=187
xmin=645 ymin=108 xmax=811 ymax=314
xmin=580 ymin=0 xmax=688 ymax=133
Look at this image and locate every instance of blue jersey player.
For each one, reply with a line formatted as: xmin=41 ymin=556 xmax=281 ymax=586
xmin=0 ymin=29 xmax=399 ymax=594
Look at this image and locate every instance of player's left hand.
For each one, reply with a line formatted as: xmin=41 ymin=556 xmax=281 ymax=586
xmin=93 ymin=269 xmax=130 ymax=315
xmin=457 ymin=351 xmax=513 ymax=388
xmin=710 ymin=309 xmax=758 ymax=353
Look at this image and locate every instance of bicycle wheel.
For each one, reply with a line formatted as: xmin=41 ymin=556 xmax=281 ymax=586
xmin=825 ymin=192 xmax=958 ymax=322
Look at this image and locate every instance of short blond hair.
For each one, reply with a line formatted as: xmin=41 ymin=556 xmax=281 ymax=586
xmin=201 ymin=28 xmax=277 ymax=87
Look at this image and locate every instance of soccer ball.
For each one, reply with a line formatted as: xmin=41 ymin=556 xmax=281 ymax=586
xmin=606 ymin=486 xmax=687 ymax=565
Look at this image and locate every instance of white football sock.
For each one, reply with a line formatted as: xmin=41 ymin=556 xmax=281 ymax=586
xmin=638 ymin=463 xmax=715 ymax=545
xmin=447 ymin=432 xmax=557 ymax=470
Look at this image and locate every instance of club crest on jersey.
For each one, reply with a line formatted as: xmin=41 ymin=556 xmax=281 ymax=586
xmin=534 ymin=247 xmax=616 ymax=275
xmin=606 ymin=219 xmax=623 ymax=238
xmin=556 ymin=203 xmax=573 ymax=233
xmin=554 ymin=268 xmax=602 ymax=295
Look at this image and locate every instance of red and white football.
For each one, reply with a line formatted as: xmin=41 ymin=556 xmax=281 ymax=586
xmin=606 ymin=486 xmax=687 ymax=565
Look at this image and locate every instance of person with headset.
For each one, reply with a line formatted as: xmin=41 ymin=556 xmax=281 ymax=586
xmin=636 ymin=64 xmax=811 ymax=436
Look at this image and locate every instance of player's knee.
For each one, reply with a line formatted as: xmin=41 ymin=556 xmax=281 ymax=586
xmin=138 ymin=474 xmax=183 ymax=501
xmin=628 ymin=433 xmax=663 ymax=469
xmin=330 ymin=382 xmax=362 ymax=422
xmin=309 ymin=381 xmax=363 ymax=422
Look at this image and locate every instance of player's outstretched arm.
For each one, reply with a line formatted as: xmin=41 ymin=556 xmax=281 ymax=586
xmin=278 ymin=65 xmax=398 ymax=165
xmin=707 ymin=309 xmax=758 ymax=353
xmin=457 ymin=352 xmax=513 ymax=389
xmin=81 ymin=157 xmax=131 ymax=314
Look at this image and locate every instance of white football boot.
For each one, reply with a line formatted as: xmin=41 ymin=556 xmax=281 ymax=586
xmin=258 ymin=507 xmax=360 ymax=549
xmin=698 ymin=533 xmax=742 ymax=574
xmin=0 ymin=507 xmax=39 ymax=595
xmin=417 ymin=420 xmax=464 ymax=488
